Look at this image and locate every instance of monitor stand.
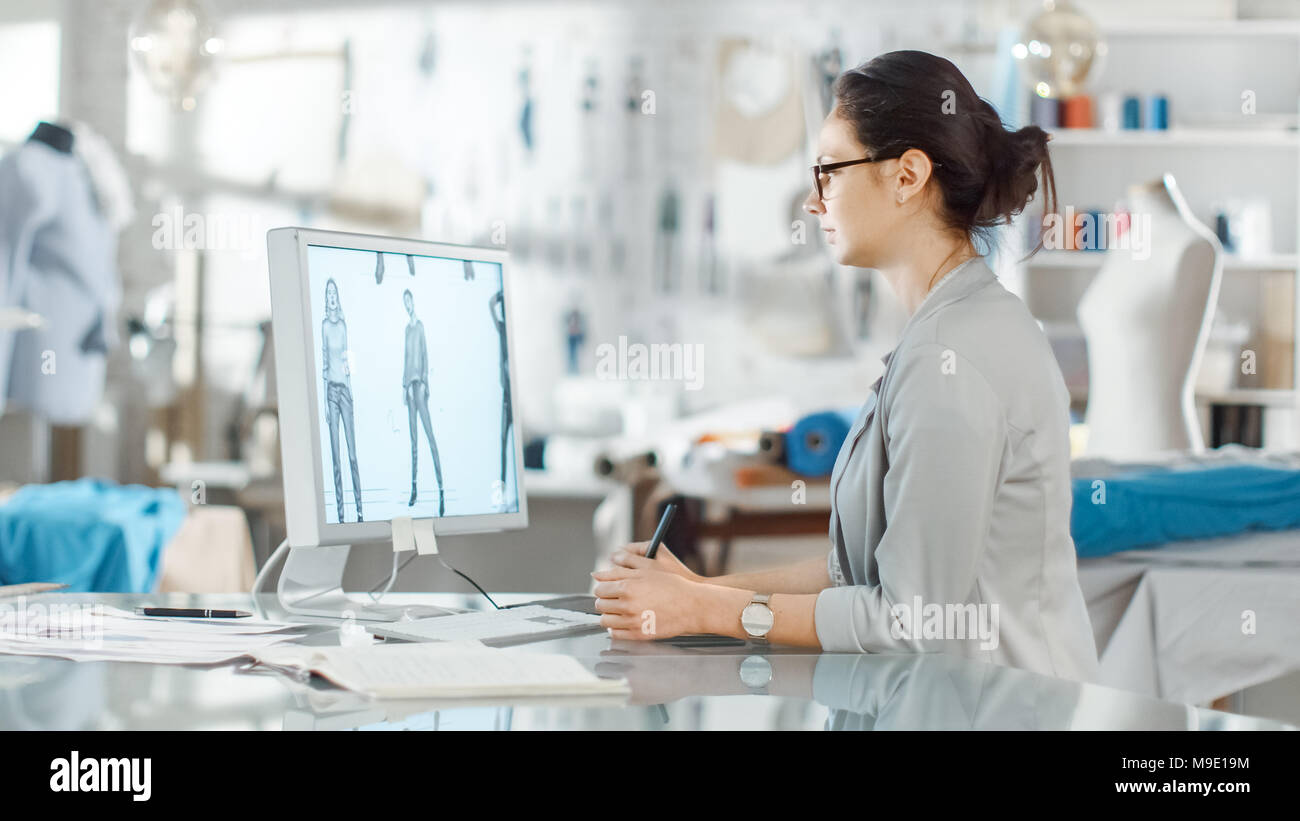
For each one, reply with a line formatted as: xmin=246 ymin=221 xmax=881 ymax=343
xmin=277 ymin=545 xmax=462 ymax=622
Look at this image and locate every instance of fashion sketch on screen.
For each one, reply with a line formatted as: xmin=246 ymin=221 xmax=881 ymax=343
xmin=321 ymin=277 xmax=363 ymax=522
xmin=403 ymin=288 xmax=446 ymax=515
xmin=490 ymin=289 xmax=513 ymax=499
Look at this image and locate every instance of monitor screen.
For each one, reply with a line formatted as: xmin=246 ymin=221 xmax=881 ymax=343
xmin=305 ymin=243 xmax=519 ymax=525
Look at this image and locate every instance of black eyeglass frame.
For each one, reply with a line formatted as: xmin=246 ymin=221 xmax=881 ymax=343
xmin=810 ymin=153 xmax=943 ymax=201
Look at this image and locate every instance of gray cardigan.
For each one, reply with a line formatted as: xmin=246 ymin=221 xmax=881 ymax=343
xmin=815 ymin=257 xmax=1100 ymax=684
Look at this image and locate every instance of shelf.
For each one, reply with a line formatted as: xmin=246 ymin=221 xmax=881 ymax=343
xmin=1195 ymin=389 xmax=1299 ymax=407
xmin=1100 ymin=20 xmax=1300 ymax=38
xmin=1046 ymin=128 xmax=1299 ymax=148
xmin=1055 ymin=388 xmax=1298 ymax=406
xmin=1025 ymin=251 xmax=1299 ymax=272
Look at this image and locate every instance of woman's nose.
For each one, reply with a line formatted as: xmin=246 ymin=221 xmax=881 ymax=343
xmin=803 ymin=189 xmax=824 ymax=215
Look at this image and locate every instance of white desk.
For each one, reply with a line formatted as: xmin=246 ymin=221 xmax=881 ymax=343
xmin=0 ymin=592 xmax=1291 ymax=731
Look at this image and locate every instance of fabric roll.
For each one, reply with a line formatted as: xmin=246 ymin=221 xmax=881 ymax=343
xmin=785 ymin=408 xmax=859 ymax=477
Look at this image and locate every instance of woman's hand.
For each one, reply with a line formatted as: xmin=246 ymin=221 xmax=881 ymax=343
xmin=609 ymin=541 xmax=699 ymax=582
xmin=591 ymin=566 xmax=725 ymax=640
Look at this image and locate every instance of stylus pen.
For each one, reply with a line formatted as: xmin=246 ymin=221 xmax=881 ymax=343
xmin=135 ymin=608 xmax=253 ymax=619
xmin=643 ymin=503 xmax=678 ymax=560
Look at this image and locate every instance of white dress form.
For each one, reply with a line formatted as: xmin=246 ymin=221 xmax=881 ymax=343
xmin=1078 ymin=174 xmax=1222 ymax=457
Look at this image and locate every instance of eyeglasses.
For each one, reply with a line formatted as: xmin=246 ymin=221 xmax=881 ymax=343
xmin=810 ymin=154 xmax=942 ymax=202
xmin=812 ymin=157 xmax=878 ymax=201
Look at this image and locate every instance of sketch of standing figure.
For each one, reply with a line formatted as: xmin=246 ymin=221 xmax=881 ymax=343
xmin=490 ymin=290 xmax=512 ymax=492
xmin=403 ymin=289 xmax=446 ymax=515
xmin=322 ymin=278 xmax=363 ymax=522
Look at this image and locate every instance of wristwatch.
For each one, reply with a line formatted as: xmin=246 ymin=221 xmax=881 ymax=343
xmin=739 ymin=655 xmax=773 ymax=694
xmin=741 ymin=593 xmax=774 ymax=644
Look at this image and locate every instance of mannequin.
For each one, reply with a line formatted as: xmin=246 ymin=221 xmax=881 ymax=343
xmin=28 ymin=121 xmax=74 ymax=154
xmin=1078 ymin=174 xmax=1221 ymax=457
xmin=0 ymin=119 xmax=120 ymax=423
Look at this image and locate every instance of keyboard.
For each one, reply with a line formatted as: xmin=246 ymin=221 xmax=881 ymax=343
xmin=367 ymin=605 xmax=604 ymax=647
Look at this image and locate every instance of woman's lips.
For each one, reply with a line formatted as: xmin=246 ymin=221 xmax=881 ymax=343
xmin=823 ymin=228 xmax=835 ymax=243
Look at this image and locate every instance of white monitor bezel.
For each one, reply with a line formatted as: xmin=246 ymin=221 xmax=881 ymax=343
xmin=268 ymin=226 xmax=528 ymax=548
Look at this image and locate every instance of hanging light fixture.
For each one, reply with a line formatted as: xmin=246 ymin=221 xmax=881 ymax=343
xmin=128 ymin=0 xmax=224 ymax=110
xmin=1012 ymin=0 xmax=1105 ymax=99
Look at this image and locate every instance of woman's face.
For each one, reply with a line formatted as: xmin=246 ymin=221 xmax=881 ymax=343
xmin=803 ymin=110 xmax=901 ymax=269
xmin=326 ymin=281 xmax=338 ymax=311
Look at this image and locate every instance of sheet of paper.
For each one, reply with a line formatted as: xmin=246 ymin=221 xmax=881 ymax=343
xmin=0 ymin=632 xmax=306 ymax=665
xmin=251 ymin=641 xmax=630 ymax=699
xmin=0 ymin=605 xmax=309 ymax=664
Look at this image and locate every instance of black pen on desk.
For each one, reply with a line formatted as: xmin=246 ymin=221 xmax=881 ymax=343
xmin=135 ymin=607 xmax=253 ymax=619
xmin=643 ymin=503 xmax=678 ymax=560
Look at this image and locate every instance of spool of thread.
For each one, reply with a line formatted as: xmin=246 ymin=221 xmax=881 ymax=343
xmin=1061 ymin=95 xmax=1094 ymax=129
xmin=593 ymin=451 xmax=657 ymax=479
xmin=1084 ymin=210 xmax=1107 ymax=251
xmin=1146 ymin=94 xmax=1169 ymax=130
xmin=1122 ymin=95 xmax=1142 ymax=129
xmin=1098 ymin=92 xmax=1123 ymax=133
xmin=757 ymin=431 xmax=787 ymax=465
xmin=785 ymin=409 xmax=859 ymax=477
xmin=1215 ymin=213 xmax=1233 ymax=251
xmin=1030 ymin=94 xmax=1061 ymax=129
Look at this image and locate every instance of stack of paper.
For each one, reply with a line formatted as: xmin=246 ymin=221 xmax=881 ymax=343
xmin=0 ymin=606 xmax=305 ymax=664
xmin=252 ymin=641 xmax=630 ymax=700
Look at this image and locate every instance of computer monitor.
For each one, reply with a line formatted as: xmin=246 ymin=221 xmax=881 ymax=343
xmin=266 ymin=227 xmax=527 ymax=620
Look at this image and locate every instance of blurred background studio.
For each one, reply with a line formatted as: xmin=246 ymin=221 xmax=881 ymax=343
xmin=1 ymin=0 xmax=1299 ymax=721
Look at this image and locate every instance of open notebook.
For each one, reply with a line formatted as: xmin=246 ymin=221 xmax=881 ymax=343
xmin=250 ymin=641 xmax=629 ymax=700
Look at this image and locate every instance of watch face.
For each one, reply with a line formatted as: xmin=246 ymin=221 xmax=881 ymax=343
xmin=739 ymin=655 xmax=772 ymax=689
xmin=741 ymin=602 xmax=774 ymax=636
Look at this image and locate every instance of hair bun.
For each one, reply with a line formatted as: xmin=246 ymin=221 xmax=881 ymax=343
xmin=975 ymin=121 xmax=1052 ymax=228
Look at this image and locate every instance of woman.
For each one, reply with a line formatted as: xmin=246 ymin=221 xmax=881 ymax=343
xmin=321 ymin=278 xmax=363 ymax=522
xmin=593 ymin=51 xmax=1100 ymax=683
xmin=490 ymin=290 xmax=513 ymax=495
xmin=402 ymin=288 xmax=446 ymax=516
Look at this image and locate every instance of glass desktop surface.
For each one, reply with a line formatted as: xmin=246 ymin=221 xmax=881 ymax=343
xmin=0 ymin=593 xmax=1292 ymax=731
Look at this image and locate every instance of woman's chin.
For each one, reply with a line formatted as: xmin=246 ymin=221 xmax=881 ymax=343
xmin=832 ymin=244 xmax=865 ymax=268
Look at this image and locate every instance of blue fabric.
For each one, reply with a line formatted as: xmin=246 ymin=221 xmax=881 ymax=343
xmin=1071 ymin=465 xmax=1300 ymax=558
xmin=0 ymin=480 xmax=185 ymax=592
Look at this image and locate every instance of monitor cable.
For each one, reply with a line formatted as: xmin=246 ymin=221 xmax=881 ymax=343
xmin=367 ymin=551 xmax=501 ymax=610
xmin=251 ymin=536 xmax=501 ymax=610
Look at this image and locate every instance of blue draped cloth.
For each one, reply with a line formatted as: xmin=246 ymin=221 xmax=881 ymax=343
xmin=1071 ymin=465 xmax=1300 ymax=558
xmin=0 ymin=479 xmax=186 ymax=592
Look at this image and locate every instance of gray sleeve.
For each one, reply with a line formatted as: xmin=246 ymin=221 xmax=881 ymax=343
xmin=827 ymin=548 xmax=847 ymax=588
xmin=815 ymin=343 xmax=1006 ymax=653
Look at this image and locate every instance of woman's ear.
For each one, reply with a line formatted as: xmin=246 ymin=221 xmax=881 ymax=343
xmin=894 ymin=148 xmax=934 ymax=205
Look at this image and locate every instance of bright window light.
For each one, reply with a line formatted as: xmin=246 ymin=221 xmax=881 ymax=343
xmin=0 ymin=21 xmax=60 ymax=143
